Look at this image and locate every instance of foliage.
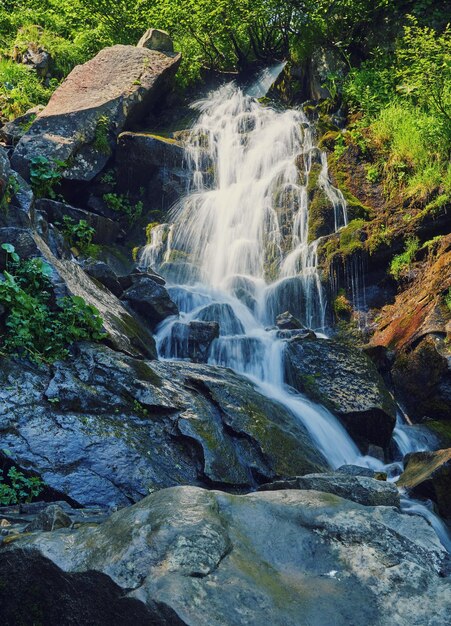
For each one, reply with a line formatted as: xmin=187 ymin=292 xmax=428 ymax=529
xmin=0 ymin=58 xmax=52 ymax=121
xmin=0 ymin=244 xmax=106 ymax=363
xmin=93 ymin=115 xmax=111 ymax=155
xmin=29 ymin=155 xmax=65 ymax=199
xmin=389 ymin=236 xmax=419 ymax=281
xmin=103 ymin=193 xmax=143 ymax=225
xmin=0 ymin=466 xmax=44 ymax=505
xmin=58 ymin=216 xmax=95 ymax=253
xmin=445 ymin=288 xmax=451 ymax=312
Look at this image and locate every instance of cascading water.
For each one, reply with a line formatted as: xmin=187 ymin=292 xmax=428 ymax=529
xmin=142 ymin=73 xmax=450 ymax=550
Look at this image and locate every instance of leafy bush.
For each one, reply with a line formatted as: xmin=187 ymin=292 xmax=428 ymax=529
xmin=0 ymin=466 xmax=44 ymax=505
xmin=389 ymin=237 xmax=419 ymax=281
xmin=0 ymin=58 xmax=52 ymax=121
xmin=59 ymin=216 xmax=95 ymax=253
xmin=29 ymin=155 xmax=65 ymax=199
xmin=0 ymin=243 xmax=106 ymax=363
xmin=103 ymin=193 xmax=143 ymax=225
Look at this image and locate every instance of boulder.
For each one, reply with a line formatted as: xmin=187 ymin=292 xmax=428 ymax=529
xmin=33 ymin=234 xmax=157 ymax=359
xmin=392 ymin=335 xmax=451 ymax=423
xmin=0 ymin=342 xmax=326 ymax=507
xmin=2 ymin=486 xmax=449 ymax=626
xmin=284 ymin=337 xmax=397 ymax=449
xmin=258 ymin=472 xmax=400 ymax=507
xmin=275 ymin=310 xmax=304 ymax=330
xmin=36 ymin=199 xmax=122 ymax=245
xmin=0 ymin=146 xmax=33 ymax=228
xmin=194 ymin=303 xmax=245 ymax=335
xmin=0 ymin=105 xmax=44 ymax=146
xmin=137 ymin=29 xmax=174 ymax=52
xmin=26 ymin=504 xmax=72 ymax=532
xmin=116 ymin=132 xmax=188 ymax=212
xmin=83 ymin=260 xmax=123 ymax=296
xmin=11 ymin=44 xmax=181 ymax=182
xmin=122 ymin=275 xmax=178 ymax=330
xmin=160 ymin=320 xmax=219 ymax=362
xmin=398 ymin=449 xmax=451 ymax=518
xmin=21 ymin=47 xmax=52 ymax=78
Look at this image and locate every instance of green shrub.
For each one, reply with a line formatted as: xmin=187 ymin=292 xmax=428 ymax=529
xmin=103 ymin=193 xmax=143 ymax=225
xmin=29 ymin=155 xmax=65 ymax=199
xmin=93 ymin=114 xmax=111 ymax=155
xmin=58 ymin=216 xmax=95 ymax=253
xmin=389 ymin=236 xmax=419 ymax=281
xmin=0 ymin=58 xmax=52 ymax=121
xmin=0 ymin=243 xmax=106 ymax=363
xmin=0 ymin=466 xmax=44 ymax=505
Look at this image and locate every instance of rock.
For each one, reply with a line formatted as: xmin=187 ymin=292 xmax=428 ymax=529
xmin=0 ymin=105 xmax=44 ymax=146
xmin=398 ymin=449 xmax=451 ymax=518
xmin=21 ymin=47 xmax=52 ymax=78
xmin=116 ymin=132 xmax=188 ymax=213
xmin=0 ymin=146 xmax=33 ymax=228
xmin=26 ymin=504 xmax=72 ymax=532
xmin=137 ymin=29 xmax=174 ymax=52
xmin=194 ymin=303 xmax=244 ymax=335
xmin=36 ymin=199 xmax=122 ymax=245
xmin=392 ymin=335 xmax=451 ymax=422
xmin=284 ymin=337 xmax=397 ymax=449
xmin=258 ymin=472 xmax=400 ymax=507
xmin=11 ymin=45 xmax=181 ymax=182
xmin=83 ymin=260 xmax=123 ymax=296
xmin=0 ymin=342 xmax=326 ymax=507
xmin=3 ymin=486 xmax=449 ymax=626
xmin=33 ymin=234 xmax=157 ymax=359
xmin=275 ymin=310 xmax=304 ymax=330
xmin=0 ymin=227 xmax=41 ymax=268
xmin=122 ymin=275 xmax=178 ymax=330
xmin=160 ymin=320 xmax=219 ymax=362
xmin=337 ymin=464 xmax=387 ymax=480
xmin=0 ymin=550 xmax=173 ymax=625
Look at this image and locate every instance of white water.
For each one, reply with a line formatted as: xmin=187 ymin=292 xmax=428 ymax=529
xmin=142 ymin=73 xmax=450 ymax=551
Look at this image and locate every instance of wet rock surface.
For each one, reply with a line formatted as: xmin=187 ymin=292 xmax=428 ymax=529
xmin=0 ymin=342 xmax=326 ymax=507
xmin=2 ymin=486 xmax=449 ymax=626
xmin=284 ymin=336 xmax=397 ymax=449
xmin=398 ymin=449 xmax=451 ymax=519
xmin=122 ymin=274 xmax=179 ymax=330
xmin=258 ymin=471 xmax=400 ymax=507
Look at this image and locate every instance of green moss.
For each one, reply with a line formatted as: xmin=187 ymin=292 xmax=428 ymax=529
xmin=333 ymin=289 xmax=353 ymax=321
xmin=308 ymin=189 xmax=333 ymax=243
xmin=145 ymin=222 xmax=160 ymax=244
xmin=318 ymin=130 xmax=339 ymax=151
xmin=338 ymin=219 xmax=366 ymax=256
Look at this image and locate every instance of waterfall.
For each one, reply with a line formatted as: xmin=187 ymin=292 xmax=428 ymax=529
xmin=141 ymin=76 xmax=450 ymax=553
xmin=140 ymin=78 xmax=363 ymax=467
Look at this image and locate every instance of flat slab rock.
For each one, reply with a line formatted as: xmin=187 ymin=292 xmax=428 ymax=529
xmin=258 ymin=471 xmax=400 ymax=507
xmin=0 ymin=342 xmax=326 ymax=507
xmin=11 ymin=45 xmax=181 ymax=182
xmin=2 ymin=486 xmax=449 ymax=626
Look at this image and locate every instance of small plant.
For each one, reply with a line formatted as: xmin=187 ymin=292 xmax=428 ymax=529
xmin=29 ymin=155 xmax=65 ymax=199
xmin=0 ymin=176 xmax=20 ymax=212
xmin=103 ymin=192 xmax=143 ymax=225
xmin=365 ymin=164 xmax=380 ymax=184
xmin=100 ymin=169 xmax=116 ymax=185
xmin=0 ymin=467 xmax=44 ymax=505
xmin=333 ymin=133 xmax=347 ymax=158
xmin=58 ymin=216 xmax=96 ymax=254
xmin=390 ymin=236 xmax=419 ymax=281
xmin=334 ymin=289 xmax=353 ymax=321
xmin=93 ymin=115 xmax=111 ymax=155
xmin=0 ymin=244 xmax=106 ymax=363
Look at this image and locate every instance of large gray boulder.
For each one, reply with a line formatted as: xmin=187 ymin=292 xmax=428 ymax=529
xmin=2 ymin=487 xmax=449 ymax=626
xmin=284 ymin=337 xmax=397 ymax=449
xmin=0 ymin=342 xmax=326 ymax=507
xmin=122 ymin=275 xmax=179 ymax=330
xmin=11 ymin=44 xmax=181 ymax=182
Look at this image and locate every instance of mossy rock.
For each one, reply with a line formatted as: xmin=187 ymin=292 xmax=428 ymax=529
xmin=308 ymin=189 xmax=335 ymax=243
xmin=318 ymin=130 xmax=339 ymax=151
